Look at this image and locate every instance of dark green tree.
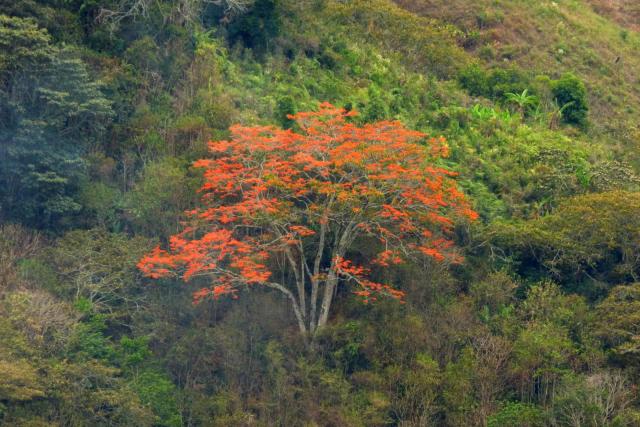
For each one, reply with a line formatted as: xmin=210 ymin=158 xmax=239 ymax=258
xmin=226 ymin=0 xmax=279 ymax=54
xmin=0 ymin=16 xmax=113 ymax=229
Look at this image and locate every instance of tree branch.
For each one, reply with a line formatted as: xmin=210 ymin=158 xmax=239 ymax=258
xmin=264 ymin=281 xmax=307 ymax=335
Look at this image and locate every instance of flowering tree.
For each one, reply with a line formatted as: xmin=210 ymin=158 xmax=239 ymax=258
xmin=138 ymin=103 xmax=477 ymax=335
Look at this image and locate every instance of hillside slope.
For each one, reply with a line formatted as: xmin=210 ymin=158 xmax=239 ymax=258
xmin=1 ymin=0 xmax=640 ymax=425
xmin=395 ymin=0 xmax=640 ymax=147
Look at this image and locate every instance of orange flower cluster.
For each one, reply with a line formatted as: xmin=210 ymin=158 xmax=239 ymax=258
xmin=334 ymin=256 xmax=405 ymax=303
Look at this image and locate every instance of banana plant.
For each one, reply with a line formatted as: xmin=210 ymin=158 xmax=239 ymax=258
xmin=505 ymin=89 xmax=538 ymax=117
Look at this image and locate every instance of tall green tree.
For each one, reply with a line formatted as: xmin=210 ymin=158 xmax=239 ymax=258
xmin=0 ymin=16 xmax=113 ymax=229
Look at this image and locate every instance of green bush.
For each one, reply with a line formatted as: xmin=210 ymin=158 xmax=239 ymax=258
xmin=459 ymin=64 xmax=530 ymax=102
xmin=488 ymin=67 xmax=529 ymax=100
xmin=458 ymin=64 xmax=490 ymax=97
xmin=133 ymin=370 xmax=182 ymax=427
xmin=551 ymin=73 xmax=588 ymax=126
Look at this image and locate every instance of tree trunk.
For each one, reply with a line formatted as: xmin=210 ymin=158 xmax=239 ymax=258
xmin=316 ymin=270 xmax=339 ymax=330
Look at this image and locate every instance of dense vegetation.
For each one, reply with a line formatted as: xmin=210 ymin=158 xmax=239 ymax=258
xmin=1 ymin=0 xmax=640 ymax=425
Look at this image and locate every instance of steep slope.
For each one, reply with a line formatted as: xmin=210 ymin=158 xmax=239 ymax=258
xmin=394 ymin=0 xmax=640 ymax=147
xmin=588 ymin=0 xmax=640 ymax=31
xmin=2 ymin=1 xmax=640 ymax=425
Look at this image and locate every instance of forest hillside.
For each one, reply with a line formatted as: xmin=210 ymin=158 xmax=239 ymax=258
xmin=1 ymin=0 xmax=640 ymax=425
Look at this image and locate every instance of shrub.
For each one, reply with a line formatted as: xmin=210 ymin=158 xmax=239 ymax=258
xmin=459 ymin=65 xmax=530 ymax=102
xmin=458 ymin=64 xmax=490 ymax=97
xmin=551 ymin=73 xmax=588 ymax=126
xmin=488 ymin=67 xmax=529 ymax=100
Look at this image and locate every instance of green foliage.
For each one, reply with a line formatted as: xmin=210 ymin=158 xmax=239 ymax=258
xmin=595 ymin=284 xmax=640 ymax=366
xmin=442 ymin=347 xmax=476 ymax=425
xmin=275 ymin=94 xmax=296 ymax=128
xmin=362 ymin=85 xmax=389 ymax=121
xmin=46 ymin=229 xmax=152 ymax=317
xmin=470 ymin=271 xmax=516 ymax=311
xmin=444 ymin=106 xmax=591 ymax=219
xmin=0 ymin=286 xmax=154 ymax=425
xmin=126 ymin=158 xmax=199 ymax=237
xmin=78 ymin=181 xmax=124 ymax=230
xmin=588 ymin=160 xmax=640 ymax=192
xmin=458 ymin=64 xmax=491 ymax=97
xmin=132 ymin=370 xmax=182 ymax=427
xmin=124 ymin=36 xmax=161 ymax=74
xmin=458 ymin=64 xmax=531 ymax=102
xmin=118 ymin=336 xmax=152 ymax=368
xmin=67 ymin=313 xmax=115 ymax=361
xmin=552 ymin=72 xmax=589 ymax=126
xmin=512 ymin=321 xmax=574 ymax=402
xmin=0 ymin=358 xmax=45 ymax=402
xmin=488 ymin=67 xmax=530 ymax=101
xmin=0 ymin=16 xmax=113 ymax=229
xmin=322 ymin=0 xmax=468 ymax=78
xmin=520 ymin=281 xmax=588 ymax=327
xmin=226 ymin=0 xmax=280 ymax=54
xmin=384 ymin=353 xmax=440 ymax=424
xmin=505 ymin=89 xmax=539 ymax=116
xmin=0 ymin=14 xmax=51 ymax=73
xmin=1 ymin=0 xmax=640 ymax=425
xmin=490 ymin=191 xmax=640 ymax=293
xmin=45 ymin=360 xmax=154 ymax=426
xmin=488 ymin=402 xmax=546 ymax=427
